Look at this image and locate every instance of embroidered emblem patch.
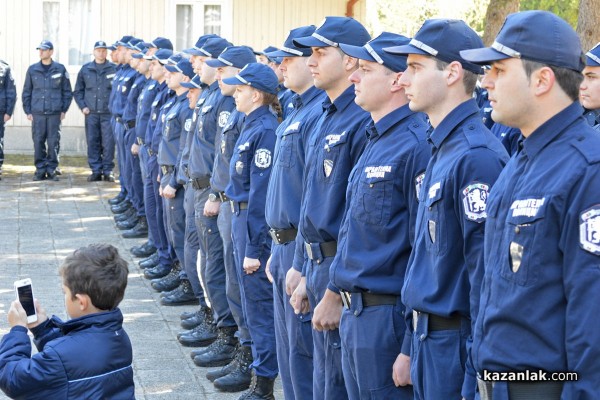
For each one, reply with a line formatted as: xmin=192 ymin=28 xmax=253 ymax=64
xmin=462 ymin=183 xmax=490 ymax=222
xmin=580 ymin=206 xmax=600 ymax=255
xmin=255 ymin=149 xmax=272 ymax=168
xmin=184 ymin=118 xmax=192 ymax=132
xmin=323 ymin=159 xmax=333 ymax=178
xmin=218 ymin=111 xmax=230 ymax=128
xmin=235 ymin=160 xmax=244 ymax=175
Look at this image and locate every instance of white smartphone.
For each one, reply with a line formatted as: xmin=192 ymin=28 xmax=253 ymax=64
xmin=14 ymin=278 xmax=38 ymax=323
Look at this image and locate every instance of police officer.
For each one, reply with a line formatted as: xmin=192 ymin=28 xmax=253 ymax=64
xmin=385 ymin=20 xmax=509 ymax=400
xmin=289 ymin=16 xmax=371 ymax=400
xmin=256 ymin=47 xmax=294 ymax=120
xmin=0 ymin=58 xmax=17 ymax=179
xmin=223 ymin=62 xmax=280 ymax=400
xmin=73 ymin=40 xmax=117 ymax=182
xmin=22 ymin=40 xmax=73 ymax=181
xmin=326 ymin=32 xmax=430 ymax=400
xmin=460 ymin=10 xmax=600 ymax=399
xmin=195 ymin=46 xmax=256 ymax=387
xmin=263 ymin=25 xmax=325 ymax=400
xmin=580 ymin=42 xmax=600 ymax=130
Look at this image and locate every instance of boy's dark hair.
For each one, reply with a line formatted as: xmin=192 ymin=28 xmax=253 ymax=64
xmin=59 ymin=244 xmax=129 ymax=310
xmin=436 ymin=59 xmax=479 ymax=95
xmin=521 ymin=59 xmax=583 ymax=102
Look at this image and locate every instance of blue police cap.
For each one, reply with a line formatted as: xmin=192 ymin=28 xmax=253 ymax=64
xmin=198 ymin=37 xmax=232 ymax=58
xmin=147 ymin=49 xmax=173 ymax=64
xmin=293 ymin=16 xmax=370 ymax=48
xmin=167 ymin=53 xmax=185 ymax=65
xmin=340 ymin=32 xmax=410 ymax=73
xmin=267 ymin=25 xmax=316 ymax=58
xmin=36 ymin=40 xmax=53 ymax=50
xmin=222 ymin=62 xmax=279 ymax=95
xmin=183 ymin=34 xmax=221 ymax=56
xmin=142 ymin=37 xmax=173 ymax=50
xmin=131 ymin=47 xmax=149 ymax=59
xmin=94 ymin=41 xmax=108 ymax=49
xmin=165 ymin=59 xmax=195 ymax=78
xmin=117 ymin=35 xmax=134 ymax=46
xmin=460 ymin=11 xmax=584 ymax=72
xmin=125 ymin=38 xmax=143 ymax=50
xmin=205 ymin=46 xmax=256 ymax=69
xmin=586 ymin=43 xmax=600 ymax=67
xmin=254 ymin=46 xmax=279 ymax=62
xmin=181 ymin=74 xmax=202 ymax=89
xmin=384 ymin=19 xmax=484 ymax=74
xmin=107 ymin=41 xmax=118 ymax=51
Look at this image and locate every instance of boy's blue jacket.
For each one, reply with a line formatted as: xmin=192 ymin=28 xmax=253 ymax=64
xmin=0 ymin=308 xmax=134 ymax=399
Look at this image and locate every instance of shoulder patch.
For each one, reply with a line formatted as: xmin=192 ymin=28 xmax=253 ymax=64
xmin=184 ymin=118 xmax=192 ymax=132
xmin=218 ymin=111 xmax=230 ymax=128
xmin=255 ymin=148 xmax=272 ymax=169
xmin=580 ymin=205 xmax=600 ymax=255
xmin=462 ymin=182 xmax=489 ymax=222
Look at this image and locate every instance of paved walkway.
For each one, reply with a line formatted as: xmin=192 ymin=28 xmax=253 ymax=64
xmin=0 ymin=165 xmax=283 ymax=399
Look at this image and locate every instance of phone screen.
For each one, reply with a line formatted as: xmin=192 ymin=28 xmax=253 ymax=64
xmin=17 ymin=285 xmax=36 ymax=316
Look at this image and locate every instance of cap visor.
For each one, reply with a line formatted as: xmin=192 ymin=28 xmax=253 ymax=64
xmin=293 ymin=36 xmax=329 ymax=48
xmin=222 ymin=76 xmax=244 ymax=86
xmin=205 ymin=59 xmax=228 ymax=68
xmin=382 ymin=44 xmax=428 ymax=56
xmin=266 ymin=50 xmax=302 ymax=58
xmin=164 ymin=65 xmax=180 ymax=72
xmin=132 ymin=53 xmax=145 ymax=59
xmin=459 ymin=47 xmax=508 ymax=64
xmin=339 ymin=44 xmax=374 ymax=62
xmin=181 ymin=81 xmax=199 ymax=89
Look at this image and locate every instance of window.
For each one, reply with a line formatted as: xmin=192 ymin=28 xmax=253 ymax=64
xmin=170 ymin=1 xmax=232 ymax=51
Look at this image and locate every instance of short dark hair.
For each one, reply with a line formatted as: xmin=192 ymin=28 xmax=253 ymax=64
xmin=436 ymin=59 xmax=479 ymax=95
xmin=522 ymin=59 xmax=583 ymax=101
xmin=60 ymin=243 xmax=129 ymax=310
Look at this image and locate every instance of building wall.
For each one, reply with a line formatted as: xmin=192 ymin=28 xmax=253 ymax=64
xmin=1 ymin=0 xmax=366 ymax=154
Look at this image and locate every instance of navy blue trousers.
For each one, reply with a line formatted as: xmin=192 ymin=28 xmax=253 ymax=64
xmin=84 ymin=113 xmax=114 ymax=174
xmin=31 ymin=114 xmax=61 ymax=173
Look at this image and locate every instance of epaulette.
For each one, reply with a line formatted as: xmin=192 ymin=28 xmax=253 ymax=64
xmin=571 ymin=131 xmax=600 ymax=164
xmin=463 ymin=121 xmax=487 ymax=149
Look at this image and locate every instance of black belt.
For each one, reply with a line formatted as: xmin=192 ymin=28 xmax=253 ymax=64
xmin=230 ymin=201 xmax=248 ymax=213
xmin=305 ymin=241 xmax=337 ymax=261
xmin=412 ymin=310 xmax=462 ymax=331
xmin=218 ymin=191 xmax=229 ymax=203
xmin=269 ymin=228 xmax=297 ymax=245
xmin=477 ymin=379 xmax=563 ymax=400
xmin=340 ymin=290 xmax=398 ymax=309
xmin=137 ymin=137 xmax=145 ymax=145
xmin=124 ymin=120 xmax=136 ymax=129
xmin=160 ymin=165 xmax=174 ymax=175
xmin=191 ymin=177 xmax=211 ymax=190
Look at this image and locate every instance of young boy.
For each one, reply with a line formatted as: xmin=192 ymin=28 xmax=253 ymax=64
xmin=0 ymin=243 xmax=134 ymax=399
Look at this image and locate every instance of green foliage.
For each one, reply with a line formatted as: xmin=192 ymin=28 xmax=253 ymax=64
xmin=519 ymin=0 xmax=579 ymax=27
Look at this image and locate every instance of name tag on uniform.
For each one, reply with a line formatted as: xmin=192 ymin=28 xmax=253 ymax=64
xmin=51 ymin=73 xmax=62 ymax=79
xmin=107 ymin=73 xmax=116 ymax=79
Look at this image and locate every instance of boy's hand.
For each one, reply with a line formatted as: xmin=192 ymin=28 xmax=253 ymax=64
xmin=28 ymin=299 xmax=48 ymax=329
xmin=8 ymin=301 xmax=28 ymax=328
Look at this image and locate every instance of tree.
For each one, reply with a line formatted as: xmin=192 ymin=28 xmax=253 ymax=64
xmin=577 ymin=0 xmax=600 ymax=51
xmin=482 ymin=0 xmax=520 ymax=46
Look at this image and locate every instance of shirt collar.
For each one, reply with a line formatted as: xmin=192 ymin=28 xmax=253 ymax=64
xmin=522 ymin=102 xmax=584 ymax=159
xmin=428 ymin=98 xmax=480 ymax=149
xmin=297 ymin=85 xmax=322 ymax=109
xmin=245 ymin=104 xmax=272 ymax=124
xmin=368 ymin=104 xmax=415 ymax=140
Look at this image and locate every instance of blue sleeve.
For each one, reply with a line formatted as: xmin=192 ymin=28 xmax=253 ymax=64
xmin=5 ymin=67 xmax=17 ymax=116
xmin=245 ymin=124 xmax=277 ymax=259
xmin=22 ymin=68 xmax=32 ymax=115
xmin=73 ymin=68 xmax=87 ymax=110
xmin=61 ymin=68 xmax=73 ymax=113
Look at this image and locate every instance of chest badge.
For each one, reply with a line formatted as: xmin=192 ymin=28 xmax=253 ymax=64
xmin=510 ymin=241 xmax=524 ymax=272
xmin=428 ymin=220 xmax=436 ymax=243
xmin=235 ymin=160 xmax=244 ymax=175
xmin=323 ymin=159 xmax=333 ymax=178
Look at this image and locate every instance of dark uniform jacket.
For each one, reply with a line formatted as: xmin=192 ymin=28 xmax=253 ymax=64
xmin=73 ymin=61 xmax=116 ymax=113
xmin=22 ymin=60 xmax=72 ymax=115
xmin=0 ymin=60 xmax=17 ymax=115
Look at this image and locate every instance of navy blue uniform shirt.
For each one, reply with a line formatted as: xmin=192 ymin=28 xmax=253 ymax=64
xmin=265 ymin=85 xmax=326 ymax=236
xmin=278 ymin=86 xmax=295 ymax=120
xmin=583 ymin=108 xmax=600 ymax=131
xmin=158 ymin=92 xmax=191 ymax=187
xmin=122 ymin=73 xmax=145 ymax=123
xmin=144 ymin=82 xmax=169 ymax=148
xmin=188 ymin=81 xmax=235 ymax=180
xmin=294 ymin=85 xmax=371 ymax=272
xmin=112 ymin=65 xmax=137 ymax=118
xmin=135 ymin=79 xmax=159 ymax=143
xmin=149 ymin=91 xmax=177 ymax=156
xmin=177 ymin=91 xmax=207 ymax=184
xmin=490 ymin=122 xmax=521 ymax=156
xmin=210 ymin=108 xmax=245 ymax=192
xmin=225 ymin=105 xmax=278 ymax=259
xmin=108 ymin=64 xmax=123 ymax=115
xmin=22 ymin=61 xmax=72 ymax=115
xmin=473 ymin=102 xmax=600 ymax=398
xmin=73 ymin=61 xmax=116 ymax=114
xmin=329 ymin=105 xmax=430 ymax=295
xmin=0 ymin=60 xmax=17 ymax=116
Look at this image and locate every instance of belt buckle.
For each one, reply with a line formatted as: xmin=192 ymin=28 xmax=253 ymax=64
xmin=269 ymin=229 xmax=279 ymax=244
xmin=340 ymin=291 xmax=351 ymax=309
xmin=304 ymin=242 xmax=314 ymax=260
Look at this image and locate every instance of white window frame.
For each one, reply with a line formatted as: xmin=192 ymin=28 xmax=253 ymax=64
xmin=166 ymin=0 xmax=233 ymax=52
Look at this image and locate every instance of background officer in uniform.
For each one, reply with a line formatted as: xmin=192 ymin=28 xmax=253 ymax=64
xmin=22 ymin=40 xmax=73 ymax=181
xmin=386 ymin=19 xmax=508 ymax=400
xmin=332 ymin=32 xmax=430 ymax=399
xmin=74 ymin=40 xmax=117 ymax=181
xmin=461 ymin=10 xmax=600 ymax=399
xmin=580 ymin=42 xmax=600 ymax=130
xmin=0 ymin=58 xmax=17 ymax=179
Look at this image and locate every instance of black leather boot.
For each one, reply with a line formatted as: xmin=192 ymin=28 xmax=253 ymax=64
xmin=108 ymin=193 xmax=126 ymax=205
xmin=160 ymin=279 xmax=199 ymax=306
xmin=115 ymin=206 xmax=136 ymax=222
xmin=111 ymin=200 xmax=132 ymax=214
xmin=213 ymin=345 xmax=253 ymax=392
xmin=180 ymin=306 xmax=212 ymax=330
xmin=178 ymin=319 xmax=218 ymax=347
xmin=139 ymin=252 xmax=159 ymax=269
xmin=236 ymin=374 xmax=275 ymax=400
xmin=131 ymin=241 xmax=156 ymax=258
xmin=144 ymin=263 xmax=172 ymax=280
xmin=116 ymin=214 xmax=140 ymax=230
xmin=122 ymin=216 xmax=148 ymax=239
xmin=151 ymin=264 xmax=181 ymax=292
xmin=192 ymin=326 xmax=238 ymax=367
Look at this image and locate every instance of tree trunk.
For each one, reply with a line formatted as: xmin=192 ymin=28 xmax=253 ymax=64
xmin=482 ymin=0 xmax=520 ymax=46
xmin=577 ymin=0 xmax=600 ymax=52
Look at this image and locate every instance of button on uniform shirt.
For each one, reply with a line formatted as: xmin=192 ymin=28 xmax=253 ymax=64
xmin=473 ymin=102 xmax=600 ymax=398
xmin=265 ymin=86 xmax=326 ymax=258
xmin=293 ymin=85 xmax=371 ymax=272
xmin=210 ymin=107 xmax=244 ymax=192
xmin=158 ymin=92 xmax=192 ymax=189
xmin=135 ymin=79 xmax=159 ymax=143
xmin=112 ymin=64 xmax=137 ymax=118
xmin=188 ymin=81 xmax=235 ymax=180
xmin=225 ymin=105 xmax=278 ymax=259
xmin=122 ymin=72 xmax=146 ymax=123
xmin=0 ymin=60 xmax=17 ymax=117
xmin=22 ymin=61 xmax=73 ymax=115
xmin=329 ymin=105 xmax=430 ymax=296
xmin=73 ymin=61 xmax=116 ymax=114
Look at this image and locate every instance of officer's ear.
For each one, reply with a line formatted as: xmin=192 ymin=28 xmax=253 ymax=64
xmin=444 ymin=61 xmax=463 ymax=88
xmin=391 ymin=71 xmax=403 ymax=93
xmin=531 ymin=66 xmax=555 ymax=97
xmin=343 ymin=55 xmax=359 ymax=72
